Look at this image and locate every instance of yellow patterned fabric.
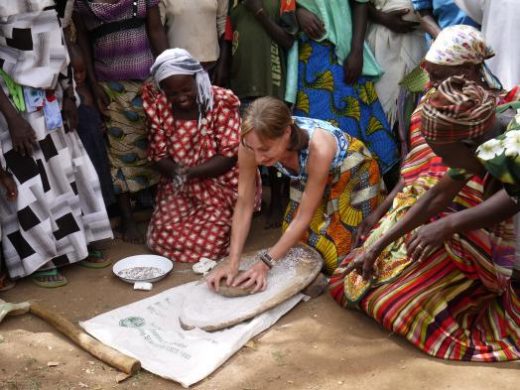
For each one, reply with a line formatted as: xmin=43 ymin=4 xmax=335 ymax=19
xmin=100 ymin=80 xmax=160 ymax=194
xmin=282 ymin=133 xmax=384 ymax=274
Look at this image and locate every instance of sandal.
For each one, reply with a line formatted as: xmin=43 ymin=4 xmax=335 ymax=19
xmin=0 ymin=272 xmax=15 ymax=291
xmin=79 ymin=250 xmax=112 ymax=269
xmin=31 ymin=269 xmax=68 ymax=288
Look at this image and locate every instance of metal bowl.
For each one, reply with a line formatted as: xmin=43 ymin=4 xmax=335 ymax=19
xmin=112 ymin=255 xmax=173 ymax=284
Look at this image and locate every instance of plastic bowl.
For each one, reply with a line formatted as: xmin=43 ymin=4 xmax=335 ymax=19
xmin=112 ymin=255 xmax=173 ymax=284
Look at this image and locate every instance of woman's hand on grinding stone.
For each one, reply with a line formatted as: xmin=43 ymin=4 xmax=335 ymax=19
xmin=206 ymin=262 xmax=239 ymax=292
xmin=232 ymin=261 xmax=269 ymax=293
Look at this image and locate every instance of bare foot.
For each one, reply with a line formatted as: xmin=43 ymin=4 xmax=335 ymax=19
xmin=118 ymin=219 xmax=145 ymax=244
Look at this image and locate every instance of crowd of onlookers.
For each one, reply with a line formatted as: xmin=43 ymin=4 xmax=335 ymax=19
xmin=0 ymin=0 xmax=519 ymax=364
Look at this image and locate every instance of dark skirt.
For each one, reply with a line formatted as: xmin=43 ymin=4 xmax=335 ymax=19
xmin=76 ymin=104 xmax=115 ymax=206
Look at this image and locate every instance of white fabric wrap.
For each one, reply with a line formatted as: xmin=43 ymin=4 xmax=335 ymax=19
xmin=367 ymin=0 xmax=427 ymax=125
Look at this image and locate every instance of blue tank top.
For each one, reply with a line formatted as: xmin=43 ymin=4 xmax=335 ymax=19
xmin=274 ymin=116 xmax=349 ymax=180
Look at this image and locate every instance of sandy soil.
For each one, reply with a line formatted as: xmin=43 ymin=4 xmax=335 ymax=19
xmin=0 ymin=217 xmax=519 ymax=390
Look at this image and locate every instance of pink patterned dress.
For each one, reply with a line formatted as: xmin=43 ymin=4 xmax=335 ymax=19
xmin=142 ymin=85 xmax=241 ymax=262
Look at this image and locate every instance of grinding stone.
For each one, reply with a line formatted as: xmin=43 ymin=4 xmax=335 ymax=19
xmin=179 ymin=244 xmax=323 ymax=331
xmin=217 ymin=271 xmax=256 ymax=298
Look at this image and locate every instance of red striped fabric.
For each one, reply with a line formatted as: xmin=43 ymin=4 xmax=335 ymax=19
xmin=330 ymin=102 xmax=520 ymax=362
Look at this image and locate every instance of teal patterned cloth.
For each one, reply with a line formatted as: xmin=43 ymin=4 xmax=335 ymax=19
xmin=477 ymin=111 xmax=520 ymax=199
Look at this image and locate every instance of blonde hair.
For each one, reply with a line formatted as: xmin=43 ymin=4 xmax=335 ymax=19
xmin=241 ymin=96 xmax=307 ymax=150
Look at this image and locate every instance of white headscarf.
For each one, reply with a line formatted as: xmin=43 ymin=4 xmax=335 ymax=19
xmin=425 ymin=25 xmax=493 ymax=66
xmin=150 ymin=48 xmax=214 ymax=116
xmin=424 ymin=25 xmax=501 ymax=90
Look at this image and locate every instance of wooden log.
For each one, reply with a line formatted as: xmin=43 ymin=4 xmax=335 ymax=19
xmin=29 ymin=302 xmax=141 ymax=375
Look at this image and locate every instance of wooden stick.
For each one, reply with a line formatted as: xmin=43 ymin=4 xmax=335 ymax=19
xmin=29 ymin=302 xmax=141 ymax=375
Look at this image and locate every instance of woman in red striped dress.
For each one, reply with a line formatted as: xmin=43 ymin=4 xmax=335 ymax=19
xmin=330 ymin=26 xmax=520 ymax=362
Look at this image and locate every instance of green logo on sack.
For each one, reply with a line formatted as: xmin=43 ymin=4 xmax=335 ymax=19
xmin=119 ymin=316 xmax=145 ymax=328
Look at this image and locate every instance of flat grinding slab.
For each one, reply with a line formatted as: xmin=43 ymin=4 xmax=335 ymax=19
xmin=179 ymin=244 xmax=323 ymax=331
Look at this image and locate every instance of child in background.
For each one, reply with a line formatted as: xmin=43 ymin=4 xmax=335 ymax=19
xmin=69 ymin=44 xmax=115 ymax=209
xmin=69 ymin=44 xmax=114 ymax=268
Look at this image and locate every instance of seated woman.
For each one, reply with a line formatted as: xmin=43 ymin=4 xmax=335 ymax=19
xmin=331 ymin=74 xmax=520 ymax=360
xmin=142 ymin=49 xmax=244 ymax=263
xmin=207 ymin=96 xmax=384 ymax=292
xmin=353 ymin=24 xmax=513 ymax=244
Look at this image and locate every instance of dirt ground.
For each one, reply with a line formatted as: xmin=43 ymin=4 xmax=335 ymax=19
xmin=0 ymin=217 xmax=519 ymax=390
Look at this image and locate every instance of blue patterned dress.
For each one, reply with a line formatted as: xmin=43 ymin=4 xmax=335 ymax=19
xmin=293 ymin=35 xmax=400 ymax=175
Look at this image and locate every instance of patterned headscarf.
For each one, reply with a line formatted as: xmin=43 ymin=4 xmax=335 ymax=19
xmin=424 ymin=25 xmax=501 ymax=90
xmin=421 ymin=76 xmax=496 ymax=143
xmin=150 ymin=48 xmax=213 ymax=117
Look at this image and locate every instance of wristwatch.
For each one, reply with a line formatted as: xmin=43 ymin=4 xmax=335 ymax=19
xmin=257 ymin=250 xmax=274 ymax=269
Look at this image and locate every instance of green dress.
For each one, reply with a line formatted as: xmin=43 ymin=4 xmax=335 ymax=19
xmin=228 ymin=0 xmax=297 ymax=100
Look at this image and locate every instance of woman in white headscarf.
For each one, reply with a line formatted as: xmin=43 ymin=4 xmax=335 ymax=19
xmin=142 ymin=48 xmax=250 ymax=263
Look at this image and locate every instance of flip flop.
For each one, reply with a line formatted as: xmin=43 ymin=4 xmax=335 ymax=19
xmin=192 ymin=257 xmax=217 ymax=275
xmin=31 ymin=269 xmax=68 ymax=288
xmin=79 ymin=250 xmax=112 ymax=269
